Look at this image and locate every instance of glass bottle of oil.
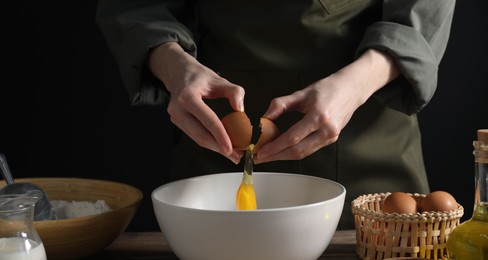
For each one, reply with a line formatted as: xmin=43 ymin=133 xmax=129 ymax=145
xmin=446 ymin=129 xmax=488 ymax=259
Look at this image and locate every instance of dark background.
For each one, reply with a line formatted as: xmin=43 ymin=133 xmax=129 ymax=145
xmin=1 ymin=1 xmax=487 ymax=231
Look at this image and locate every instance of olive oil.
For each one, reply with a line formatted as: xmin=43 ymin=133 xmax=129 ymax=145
xmin=446 ymin=129 xmax=488 ymax=259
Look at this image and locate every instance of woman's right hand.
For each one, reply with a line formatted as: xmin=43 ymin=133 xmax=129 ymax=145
xmin=148 ymin=42 xmax=245 ymax=164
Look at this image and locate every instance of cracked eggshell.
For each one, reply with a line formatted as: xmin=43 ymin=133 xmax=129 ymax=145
xmin=221 ymin=111 xmax=253 ymax=150
xmin=255 ymin=117 xmax=280 ymax=152
xmin=221 ymin=112 xmax=280 ymax=152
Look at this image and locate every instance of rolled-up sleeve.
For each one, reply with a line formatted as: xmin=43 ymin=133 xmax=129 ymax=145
xmin=96 ymin=0 xmax=197 ymax=106
xmin=356 ymin=0 xmax=456 ymax=114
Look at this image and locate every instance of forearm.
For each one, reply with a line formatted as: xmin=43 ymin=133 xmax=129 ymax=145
xmin=331 ymin=48 xmax=400 ymax=107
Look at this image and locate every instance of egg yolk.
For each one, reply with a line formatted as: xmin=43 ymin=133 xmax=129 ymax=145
xmin=236 ymin=144 xmax=257 ymax=210
xmin=236 ymin=182 xmax=256 ymax=210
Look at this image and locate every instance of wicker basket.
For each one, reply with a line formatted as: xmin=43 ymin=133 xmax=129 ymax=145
xmin=351 ymin=193 xmax=464 ymax=260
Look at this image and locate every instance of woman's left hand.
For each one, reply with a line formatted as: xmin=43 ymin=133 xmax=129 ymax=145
xmin=254 ymin=49 xmax=400 ymax=163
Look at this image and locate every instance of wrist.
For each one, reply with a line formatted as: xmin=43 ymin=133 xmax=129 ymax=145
xmin=358 ymin=49 xmax=399 ymax=92
xmin=334 ymin=49 xmax=400 ymax=105
xmin=148 ymin=42 xmax=188 ymax=91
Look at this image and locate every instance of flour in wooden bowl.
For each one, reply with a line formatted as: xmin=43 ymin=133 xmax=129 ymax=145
xmin=51 ymin=200 xmax=112 ymax=219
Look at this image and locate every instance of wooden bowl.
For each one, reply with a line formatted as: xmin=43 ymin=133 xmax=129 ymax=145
xmin=0 ymin=177 xmax=143 ymax=260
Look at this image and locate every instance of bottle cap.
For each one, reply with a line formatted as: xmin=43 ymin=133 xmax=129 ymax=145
xmin=478 ymin=129 xmax=488 ymax=144
xmin=476 ymin=129 xmax=488 ymax=163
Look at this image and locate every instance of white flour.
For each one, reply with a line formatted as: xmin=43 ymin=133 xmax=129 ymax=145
xmin=51 ymin=200 xmax=112 ymax=219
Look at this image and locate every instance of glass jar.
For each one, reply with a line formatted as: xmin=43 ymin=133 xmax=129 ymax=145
xmin=446 ymin=129 xmax=488 ymax=259
xmin=0 ymin=193 xmax=47 ymax=260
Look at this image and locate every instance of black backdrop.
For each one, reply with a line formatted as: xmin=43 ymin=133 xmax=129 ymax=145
xmin=1 ymin=1 xmax=487 ymax=231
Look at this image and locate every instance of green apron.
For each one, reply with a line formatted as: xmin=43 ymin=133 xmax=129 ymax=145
xmin=169 ymin=0 xmax=430 ymax=229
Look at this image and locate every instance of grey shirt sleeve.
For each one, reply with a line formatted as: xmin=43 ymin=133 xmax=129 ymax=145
xmin=356 ymin=0 xmax=456 ymax=115
xmin=96 ymin=0 xmax=197 ymax=106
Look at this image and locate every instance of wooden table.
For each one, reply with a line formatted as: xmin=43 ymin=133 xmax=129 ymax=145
xmin=91 ymin=230 xmax=359 ymax=259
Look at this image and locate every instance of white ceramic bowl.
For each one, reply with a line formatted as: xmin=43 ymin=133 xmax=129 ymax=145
xmin=152 ymin=172 xmax=346 ymax=260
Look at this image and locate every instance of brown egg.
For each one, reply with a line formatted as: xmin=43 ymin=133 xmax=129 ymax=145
xmin=419 ymin=191 xmax=458 ymax=212
xmin=221 ymin=111 xmax=253 ymax=150
xmin=382 ymin=192 xmax=418 ymax=214
xmin=254 ymin=117 xmax=280 ymax=152
xmin=221 ymin=112 xmax=280 ymax=151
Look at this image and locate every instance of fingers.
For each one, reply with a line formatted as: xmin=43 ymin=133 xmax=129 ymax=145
xmin=262 ymin=93 xmax=301 ymax=121
xmin=167 ymin=78 xmax=246 ymax=164
xmin=192 ymin=80 xmax=245 ymax=151
xmin=254 ymin=113 xmax=340 ymax=164
xmin=170 ymin=106 xmax=243 ymax=164
xmin=204 ymin=80 xmax=246 ymax=112
xmin=168 ymin=104 xmax=222 ymax=153
xmin=227 ymin=86 xmax=245 ymax=112
xmin=254 ymin=127 xmax=338 ymax=164
xmin=256 ymin=82 xmax=354 ymax=163
xmin=196 ymin=108 xmax=232 ymax=152
xmin=167 ymin=89 xmax=232 ymax=157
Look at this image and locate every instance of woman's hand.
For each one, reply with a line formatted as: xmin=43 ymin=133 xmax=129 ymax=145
xmin=254 ymin=49 xmax=400 ymax=164
xmin=148 ymin=42 xmax=245 ymax=164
